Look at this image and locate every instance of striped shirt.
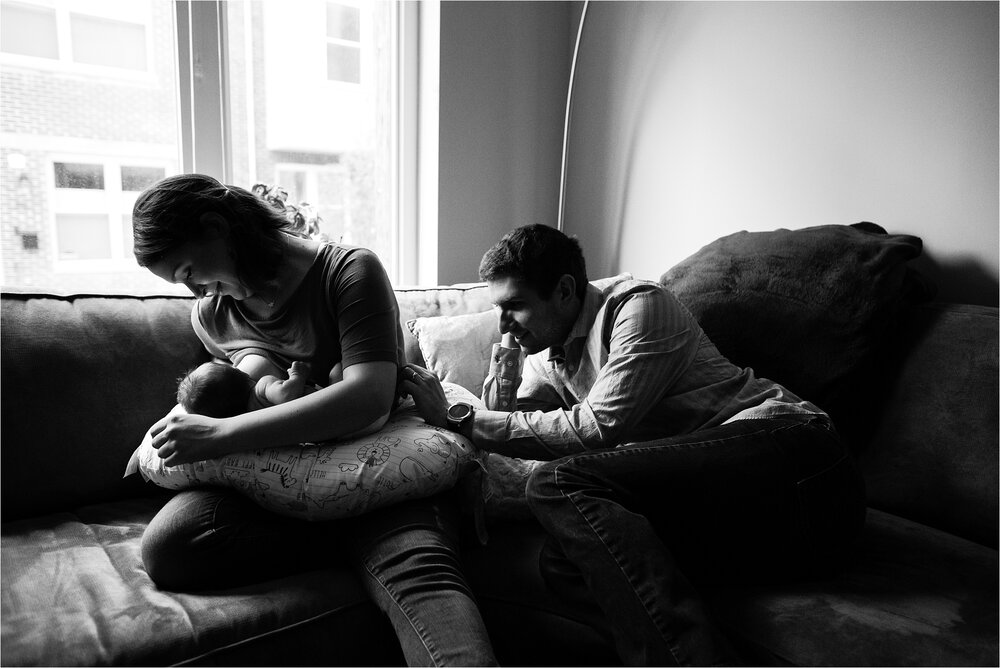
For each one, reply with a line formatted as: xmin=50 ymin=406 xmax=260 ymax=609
xmin=472 ymin=276 xmax=825 ymax=459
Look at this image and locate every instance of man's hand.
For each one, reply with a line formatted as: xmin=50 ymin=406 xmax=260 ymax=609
xmin=399 ymin=364 xmax=449 ymax=428
xmin=150 ymin=411 xmax=232 ymax=466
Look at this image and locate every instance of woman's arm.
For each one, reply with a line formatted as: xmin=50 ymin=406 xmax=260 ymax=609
xmin=149 ymin=360 xmax=396 ymax=465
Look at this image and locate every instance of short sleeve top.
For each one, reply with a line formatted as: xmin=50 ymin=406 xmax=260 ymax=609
xmin=192 ymin=243 xmax=404 ymax=387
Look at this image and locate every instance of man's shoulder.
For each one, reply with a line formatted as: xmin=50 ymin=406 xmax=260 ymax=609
xmin=596 ymin=276 xmax=694 ymax=326
xmin=598 ymin=275 xmax=671 ymax=304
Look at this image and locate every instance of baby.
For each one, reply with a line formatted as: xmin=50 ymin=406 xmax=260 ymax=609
xmin=177 ymin=359 xmax=336 ymax=418
xmin=176 ymin=359 xmax=390 ymax=439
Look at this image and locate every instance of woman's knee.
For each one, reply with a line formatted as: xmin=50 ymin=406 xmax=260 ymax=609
xmin=140 ymin=489 xmax=233 ymax=590
xmin=140 ymin=505 xmax=201 ymax=590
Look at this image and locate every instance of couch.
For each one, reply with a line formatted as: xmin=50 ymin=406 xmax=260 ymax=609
xmin=2 ymin=224 xmax=997 ymax=666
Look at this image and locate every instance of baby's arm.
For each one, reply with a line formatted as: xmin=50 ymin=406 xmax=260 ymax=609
xmin=257 ymin=361 xmax=311 ymax=407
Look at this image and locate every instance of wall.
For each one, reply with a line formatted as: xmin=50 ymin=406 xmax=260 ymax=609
xmin=563 ymin=1 xmax=999 ymax=305
xmin=435 ymin=1 xmax=572 ymax=284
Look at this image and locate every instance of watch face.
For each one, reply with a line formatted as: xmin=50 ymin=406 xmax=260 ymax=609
xmin=448 ymin=402 xmax=472 ymax=421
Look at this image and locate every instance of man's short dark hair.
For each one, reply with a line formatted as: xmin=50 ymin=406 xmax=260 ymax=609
xmin=478 ymin=224 xmax=588 ymax=300
xmin=177 ymin=362 xmax=255 ymax=418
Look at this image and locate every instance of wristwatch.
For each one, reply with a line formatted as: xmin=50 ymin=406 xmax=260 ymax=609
xmin=446 ymin=402 xmax=475 ymax=431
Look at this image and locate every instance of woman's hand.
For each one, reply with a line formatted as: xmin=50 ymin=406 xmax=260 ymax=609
xmin=150 ymin=411 xmax=233 ymax=466
xmin=399 ymin=364 xmax=449 ymax=429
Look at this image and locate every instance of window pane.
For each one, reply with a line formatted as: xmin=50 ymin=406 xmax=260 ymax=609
xmin=54 ymin=162 xmax=105 ymax=189
xmin=227 ymin=1 xmax=398 ymax=279
xmin=56 ymin=214 xmax=111 ymax=260
xmin=327 ymin=3 xmax=360 ymax=41
xmin=0 ymin=1 xmax=58 ymax=59
xmin=70 ymin=13 xmax=147 ymax=70
xmin=327 ymin=43 xmax=360 ymax=84
xmin=1 ymin=1 xmax=183 ymax=295
xmin=121 ymin=165 xmax=165 ymax=191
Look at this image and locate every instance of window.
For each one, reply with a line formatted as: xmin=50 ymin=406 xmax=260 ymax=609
xmin=326 ymin=2 xmax=362 ymax=84
xmin=0 ymin=0 xmax=179 ymax=294
xmin=50 ymin=159 xmax=168 ymax=267
xmin=121 ymin=165 xmax=165 ymax=192
xmin=0 ymin=0 xmax=149 ymax=73
xmin=0 ymin=2 xmax=58 ymax=60
xmin=70 ymin=13 xmax=147 ymax=71
xmin=227 ymin=0 xmax=406 ymax=277
xmin=1 ymin=0 xmax=423 ymax=294
xmin=54 ymin=162 xmax=105 ymax=190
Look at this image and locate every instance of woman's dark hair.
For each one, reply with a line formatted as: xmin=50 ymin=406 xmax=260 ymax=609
xmin=177 ymin=362 xmax=255 ymax=418
xmin=479 ymin=224 xmax=588 ymax=300
xmin=132 ymin=173 xmax=297 ymax=290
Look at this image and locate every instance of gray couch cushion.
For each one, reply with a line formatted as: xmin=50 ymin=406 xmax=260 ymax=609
xmin=861 ymin=303 xmax=999 ymax=548
xmin=706 ymin=509 xmax=999 ymax=667
xmin=0 ymin=294 xmax=208 ymax=521
xmin=0 ymin=497 xmax=402 ymax=667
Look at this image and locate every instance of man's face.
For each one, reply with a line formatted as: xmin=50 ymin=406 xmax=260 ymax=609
xmin=487 ymin=276 xmax=575 ymax=355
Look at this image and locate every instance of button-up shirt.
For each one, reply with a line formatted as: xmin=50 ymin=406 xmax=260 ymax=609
xmin=473 ymin=277 xmax=824 ymax=459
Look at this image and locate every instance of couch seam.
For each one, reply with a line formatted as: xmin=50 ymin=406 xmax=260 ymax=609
xmin=171 ymin=599 xmax=373 ymax=667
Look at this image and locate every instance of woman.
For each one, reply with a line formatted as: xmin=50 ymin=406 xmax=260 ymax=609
xmin=132 ymin=173 xmax=496 ymax=667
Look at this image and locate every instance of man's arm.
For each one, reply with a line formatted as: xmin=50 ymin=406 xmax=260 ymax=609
xmin=472 ymin=288 xmax=701 ymax=459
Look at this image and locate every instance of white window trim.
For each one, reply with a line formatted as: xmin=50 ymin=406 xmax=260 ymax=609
xmin=175 ymin=0 xmax=229 ymax=180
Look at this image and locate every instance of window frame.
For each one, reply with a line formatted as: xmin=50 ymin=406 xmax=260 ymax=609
xmin=176 ymin=0 xmax=431 ymax=285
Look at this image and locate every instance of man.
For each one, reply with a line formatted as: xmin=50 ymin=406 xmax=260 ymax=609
xmin=402 ymin=224 xmax=865 ymax=666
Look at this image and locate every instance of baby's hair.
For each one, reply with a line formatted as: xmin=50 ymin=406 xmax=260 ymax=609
xmin=177 ymin=362 xmax=255 ymax=418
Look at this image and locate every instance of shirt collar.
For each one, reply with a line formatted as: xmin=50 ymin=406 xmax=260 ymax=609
xmin=547 ymin=283 xmax=603 ymax=366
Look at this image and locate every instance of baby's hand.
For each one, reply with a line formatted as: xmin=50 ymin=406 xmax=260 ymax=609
xmin=262 ymin=362 xmax=311 ymax=406
xmin=287 ymin=361 xmax=310 ymax=382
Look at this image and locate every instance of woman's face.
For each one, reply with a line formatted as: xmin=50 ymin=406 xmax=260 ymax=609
xmin=147 ymin=237 xmax=255 ymax=301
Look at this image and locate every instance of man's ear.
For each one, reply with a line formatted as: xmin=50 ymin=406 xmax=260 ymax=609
xmin=556 ymin=274 xmax=577 ymax=305
xmin=198 ymin=212 xmax=229 ymax=239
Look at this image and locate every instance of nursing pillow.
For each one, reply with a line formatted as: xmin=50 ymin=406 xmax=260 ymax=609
xmin=129 ymin=383 xmax=482 ymax=521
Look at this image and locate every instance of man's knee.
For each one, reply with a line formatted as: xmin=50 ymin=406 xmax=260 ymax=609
xmin=525 ymin=460 xmax=561 ymax=514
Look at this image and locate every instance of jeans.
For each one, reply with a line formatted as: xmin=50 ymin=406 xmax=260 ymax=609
xmin=141 ymin=489 xmax=497 ymax=667
xmin=526 ymin=416 xmax=866 ymax=666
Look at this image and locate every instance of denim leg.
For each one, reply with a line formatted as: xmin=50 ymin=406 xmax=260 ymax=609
xmin=526 ymin=417 xmax=865 ymax=667
xmin=346 ymin=493 xmax=498 ymax=667
xmin=141 ymin=488 xmax=341 ymax=591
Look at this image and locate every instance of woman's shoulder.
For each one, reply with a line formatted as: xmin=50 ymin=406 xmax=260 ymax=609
xmin=314 ymin=242 xmax=390 ymax=282
xmin=316 ymin=241 xmax=381 ymax=264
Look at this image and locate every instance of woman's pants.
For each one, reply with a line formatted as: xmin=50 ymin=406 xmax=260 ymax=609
xmin=527 ymin=416 xmax=867 ymax=667
xmin=141 ymin=489 xmax=497 ymax=667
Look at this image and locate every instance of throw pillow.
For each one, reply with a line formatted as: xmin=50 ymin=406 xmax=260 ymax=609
xmin=127 ymin=383 xmax=483 ymax=521
xmin=406 ymin=310 xmax=500 ymax=394
xmin=660 ymin=223 xmax=932 ymax=445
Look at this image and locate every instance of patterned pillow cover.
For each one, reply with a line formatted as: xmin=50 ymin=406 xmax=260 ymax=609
xmin=129 ymin=383 xmax=483 ymax=521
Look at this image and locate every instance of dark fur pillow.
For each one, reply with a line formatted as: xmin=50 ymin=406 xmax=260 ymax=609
xmin=660 ymin=223 xmax=933 ymax=445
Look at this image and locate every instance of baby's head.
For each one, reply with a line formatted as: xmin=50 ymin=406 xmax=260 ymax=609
xmin=177 ymin=362 xmax=254 ymax=418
